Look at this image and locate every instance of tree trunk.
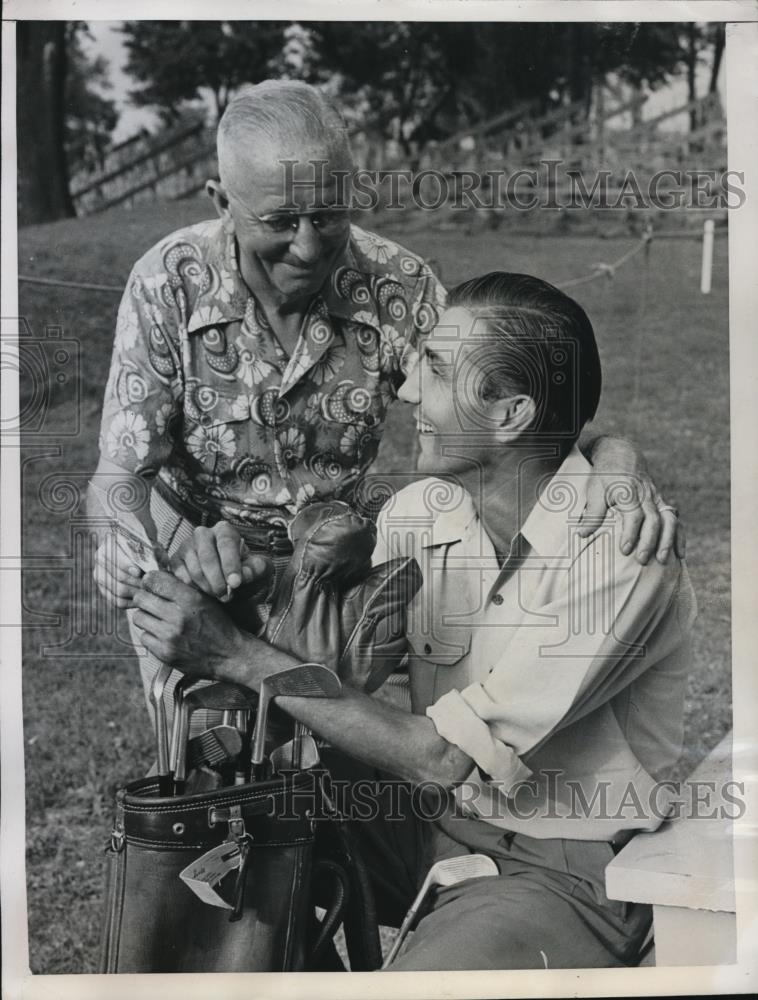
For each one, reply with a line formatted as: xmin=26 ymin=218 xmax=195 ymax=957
xmin=567 ymin=24 xmax=593 ymax=117
xmin=17 ymin=22 xmax=76 ymax=225
xmin=686 ymin=24 xmax=698 ymax=132
xmin=709 ymin=24 xmax=725 ymax=95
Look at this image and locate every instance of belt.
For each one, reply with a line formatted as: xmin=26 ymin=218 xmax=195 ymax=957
xmin=154 ymin=478 xmax=294 ymax=556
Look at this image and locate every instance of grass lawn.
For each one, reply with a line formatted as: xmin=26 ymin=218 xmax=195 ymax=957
xmin=17 ymin=197 xmax=731 ymax=973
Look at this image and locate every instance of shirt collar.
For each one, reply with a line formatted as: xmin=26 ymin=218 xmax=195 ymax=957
xmin=319 ymin=233 xmax=382 ymax=333
xmin=186 ymin=224 xmax=249 ymax=333
xmin=186 ymin=225 xmax=383 ymax=338
xmin=518 ymin=444 xmax=593 ymax=561
xmin=422 ymin=444 xmax=593 ymax=556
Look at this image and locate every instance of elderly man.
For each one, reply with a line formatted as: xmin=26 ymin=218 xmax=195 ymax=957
xmin=90 ymin=80 xmax=680 ymax=723
xmin=132 ymin=271 xmax=695 ymax=970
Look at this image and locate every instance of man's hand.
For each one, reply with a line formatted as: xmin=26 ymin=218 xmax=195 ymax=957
xmin=132 ymin=571 xmax=251 ymax=682
xmin=92 ymin=533 xmax=167 ymax=609
xmin=578 ymin=436 xmax=685 ymax=565
xmin=169 ymin=522 xmax=272 ymax=602
xmin=93 ymin=533 xmax=142 ymax=609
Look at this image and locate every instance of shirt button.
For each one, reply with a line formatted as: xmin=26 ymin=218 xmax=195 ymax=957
xmin=424 ymin=643 xmax=432 ymax=655
xmin=492 ymin=594 xmax=504 ymax=606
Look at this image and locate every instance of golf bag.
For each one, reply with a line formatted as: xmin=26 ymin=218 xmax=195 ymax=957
xmin=99 ymin=500 xmax=415 ymax=973
xmin=99 ymin=765 xmax=381 ymax=973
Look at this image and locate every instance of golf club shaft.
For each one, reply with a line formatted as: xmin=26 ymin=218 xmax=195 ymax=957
xmin=234 ymin=710 xmax=252 ymax=785
xmin=250 ymin=689 xmax=271 ymax=779
xmin=150 ymin=663 xmax=173 ymax=796
xmin=294 ymin=720 xmax=316 ymax=769
xmin=172 ymin=695 xmax=194 ymax=788
xmin=381 ymin=883 xmax=430 ymax=968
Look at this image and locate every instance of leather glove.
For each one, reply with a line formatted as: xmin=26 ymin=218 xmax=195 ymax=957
xmin=263 ymin=502 xmax=422 ymax=691
xmin=338 ymin=556 xmax=422 ymax=692
xmin=263 ymin=502 xmax=377 ymax=668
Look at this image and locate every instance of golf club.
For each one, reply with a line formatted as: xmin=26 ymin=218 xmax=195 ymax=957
xmin=381 ymin=854 xmax=499 ymax=968
xmin=149 ymin=662 xmax=174 ymax=796
xmin=269 ymin=734 xmax=320 ymax=774
xmin=233 ymin=711 xmax=253 ymax=786
xmin=173 ymin=682 xmax=258 ymax=794
xmin=250 ymin=663 xmax=341 ymax=781
xmin=292 ymin=720 xmax=308 ymax=770
xmin=169 ymin=674 xmax=201 ymax=782
xmin=187 ymin=725 xmax=243 ymax=770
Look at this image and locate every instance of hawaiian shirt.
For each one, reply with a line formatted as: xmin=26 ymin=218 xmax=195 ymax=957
xmin=99 ymin=219 xmax=447 ymax=526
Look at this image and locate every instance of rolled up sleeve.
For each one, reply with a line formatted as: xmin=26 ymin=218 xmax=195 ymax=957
xmin=426 ymin=531 xmax=686 ymax=794
xmin=427 ymin=687 xmax=533 ymax=792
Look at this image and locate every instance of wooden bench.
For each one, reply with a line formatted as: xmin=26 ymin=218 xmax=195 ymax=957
xmin=605 ymin=731 xmax=736 ymax=966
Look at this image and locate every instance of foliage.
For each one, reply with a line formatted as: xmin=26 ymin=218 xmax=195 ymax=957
xmin=65 ymin=23 xmax=119 ymax=176
xmin=119 ymin=21 xmax=720 ymax=151
xmin=121 ymin=20 xmax=289 ymax=121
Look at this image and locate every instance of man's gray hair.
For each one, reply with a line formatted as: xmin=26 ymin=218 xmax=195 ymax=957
xmin=217 ymin=80 xmax=352 ymax=174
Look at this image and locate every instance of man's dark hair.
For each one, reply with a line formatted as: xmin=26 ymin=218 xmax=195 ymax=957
xmin=448 ymin=271 xmax=602 ymax=453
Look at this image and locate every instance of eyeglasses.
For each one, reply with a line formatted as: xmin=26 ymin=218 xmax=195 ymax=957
xmin=224 ymin=187 xmax=350 ymax=238
xmin=254 ymin=208 xmax=350 ymax=237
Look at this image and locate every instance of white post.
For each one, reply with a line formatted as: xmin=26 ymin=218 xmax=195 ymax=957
xmin=700 ymin=219 xmax=715 ymax=294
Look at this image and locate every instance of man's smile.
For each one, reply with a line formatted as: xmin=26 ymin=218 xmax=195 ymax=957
xmin=414 ymin=409 xmax=436 ymax=434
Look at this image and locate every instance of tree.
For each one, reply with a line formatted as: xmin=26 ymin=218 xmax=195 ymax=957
xmin=65 ymin=24 xmax=119 ymax=177
xmin=304 ymin=22 xmax=695 ymax=153
xmin=17 ymin=22 xmax=75 ymax=224
xmin=121 ymin=21 xmax=288 ymax=122
xmin=17 ymin=21 xmax=119 ymax=225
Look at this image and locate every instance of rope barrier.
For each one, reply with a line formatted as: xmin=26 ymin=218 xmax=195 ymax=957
xmin=18 ymin=219 xmax=719 ymax=299
xmin=18 ymin=274 xmax=125 ymax=293
xmin=556 ymin=227 xmax=652 ymax=290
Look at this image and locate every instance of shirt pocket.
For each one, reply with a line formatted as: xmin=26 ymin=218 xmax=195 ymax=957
xmin=407 ymin=621 xmax=472 ymax=665
xmin=406 ymin=546 xmax=476 ymax=665
xmin=408 ymin=627 xmax=472 ymax=715
xmin=181 ymin=387 xmax=264 ymax=480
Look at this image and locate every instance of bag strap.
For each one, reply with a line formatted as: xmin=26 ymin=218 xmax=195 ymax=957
xmin=307 ymin=859 xmax=351 ymax=968
xmin=314 ymin=775 xmax=383 ymax=971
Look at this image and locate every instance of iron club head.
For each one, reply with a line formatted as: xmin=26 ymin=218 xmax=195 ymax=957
xmin=269 ymin=735 xmax=320 ymax=774
xmin=250 ymin=663 xmax=341 ymax=777
xmin=381 ymin=854 xmax=499 ymax=968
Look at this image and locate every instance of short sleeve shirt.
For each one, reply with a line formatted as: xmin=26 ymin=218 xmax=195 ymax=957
xmin=99 ymin=220 xmax=447 ymax=527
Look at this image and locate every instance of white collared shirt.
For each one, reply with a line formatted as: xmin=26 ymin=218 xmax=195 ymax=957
xmin=374 ymin=446 xmax=697 ymax=840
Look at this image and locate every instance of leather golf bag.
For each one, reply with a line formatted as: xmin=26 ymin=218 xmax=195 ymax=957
xmin=99 ymin=766 xmax=380 ymax=973
xmin=100 ymin=500 xmax=417 ymax=973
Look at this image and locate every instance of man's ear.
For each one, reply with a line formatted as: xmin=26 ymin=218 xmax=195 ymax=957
xmin=491 ymin=394 xmax=537 ymax=443
xmin=206 ymin=179 xmax=235 ymax=235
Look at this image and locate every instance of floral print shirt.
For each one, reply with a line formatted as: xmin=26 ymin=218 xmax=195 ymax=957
xmin=99 ymin=220 xmax=446 ymax=527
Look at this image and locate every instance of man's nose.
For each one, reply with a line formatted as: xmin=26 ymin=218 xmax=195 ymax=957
xmin=290 ymin=218 xmax=322 ymax=265
xmin=397 ymin=352 xmax=421 ymax=404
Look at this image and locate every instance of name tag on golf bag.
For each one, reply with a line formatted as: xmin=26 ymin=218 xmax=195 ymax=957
xmin=99 ymin=769 xmax=381 ymax=973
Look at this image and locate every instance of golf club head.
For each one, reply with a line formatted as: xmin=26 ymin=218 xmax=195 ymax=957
xmin=381 ymin=854 xmax=499 ymax=968
xmin=269 ymin=735 xmax=320 ymax=773
xmin=251 ymin=664 xmax=341 ymax=771
xmin=427 ymin=854 xmax=499 ymax=889
xmin=187 ymin=725 xmax=243 ymax=769
xmin=184 ymin=681 xmax=258 ymax=712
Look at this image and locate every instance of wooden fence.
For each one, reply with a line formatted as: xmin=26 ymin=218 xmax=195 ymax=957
xmin=70 ymin=119 xmax=217 ymax=215
xmin=70 ymin=90 xmax=727 ymax=217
